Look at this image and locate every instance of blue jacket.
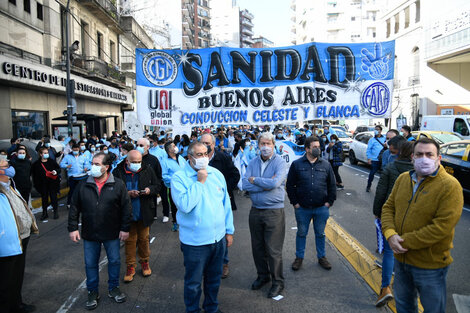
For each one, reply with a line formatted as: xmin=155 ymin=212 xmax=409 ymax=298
xmin=366 ymin=135 xmax=386 ymax=161
xmin=0 ymin=193 xmax=22 ymax=257
xmin=171 ymin=164 xmax=234 ymax=246
xmin=242 ymin=153 xmax=287 ymax=209
xmin=149 ymin=146 xmax=167 ymax=162
xmin=286 ymin=156 xmax=337 ymax=208
xmin=381 ymin=149 xmax=398 ymax=168
xmin=60 ymin=153 xmax=88 ymax=177
xmin=161 ymin=154 xmax=187 ymax=188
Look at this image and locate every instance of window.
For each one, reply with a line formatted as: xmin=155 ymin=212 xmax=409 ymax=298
xmin=11 ymin=110 xmax=48 ymax=140
xmin=37 ymin=2 xmax=43 ymax=20
xmin=81 ymin=20 xmax=89 ymax=56
xmin=24 ymin=0 xmax=30 ymax=13
xmin=351 ymin=16 xmax=356 ymax=21
xmin=60 ymin=6 xmax=66 ymax=53
xmin=97 ymin=32 xmax=103 ymax=59
xmin=110 ymin=40 xmax=116 ymax=64
xmin=444 ymin=143 xmax=469 ymax=159
xmin=454 ymin=118 xmax=470 ymax=136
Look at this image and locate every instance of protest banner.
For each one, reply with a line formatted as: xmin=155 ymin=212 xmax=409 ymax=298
xmin=136 ymin=41 xmax=395 ymax=127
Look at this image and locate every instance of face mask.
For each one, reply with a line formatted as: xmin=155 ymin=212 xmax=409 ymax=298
xmin=103 ymin=150 xmax=109 ymax=155
xmin=73 ymin=151 xmax=79 ymax=156
xmin=374 ymin=130 xmax=380 ymax=136
xmin=43 ymin=154 xmax=49 ymax=159
xmin=96 ymin=144 xmax=101 ymax=148
xmin=324 ymin=129 xmax=329 ymax=134
xmin=0 ymin=155 xmax=7 ymax=161
xmin=174 ymin=146 xmax=179 ymax=154
xmin=80 ymin=146 xmax=86 ymax=151
xmin=277 ymin=134 xmax=283 ymax=138
xmin=90 ymin=165 xmax=103 ymax=178
xmin=17 ymin=154 xmax=26 ymax=160
xmin=1 ymin=166 xmax=16 ymax=178
xmin=310 ymin=147 xmax=321 ymax=158
xmin=245 ymin=141 xmax=251 ymax=146
xmin=331 ymin=139 xmax=337 ymax=143
xmin=413 ymin=157 xmax=438 ymax=176
xmin=91 ymin=147 xmax=96 ymax=152
xmin=83 ymin=139 xmax=88 ymax=143
xmin=322 ymin=137 xmax=327 ymax=142
xmin=192 ymin=157 xmax=209 ymax=170
xmin=399 ymin=131 xmax=404 ymax=136
xmin=129 ymin=162 xmax=141 ymax=172
xmin=45 ymin=143 xmax=50 ymax=148
xmin=260 ymin=146 xmax=273 ymax=157
xmin=136 ymin=147 xmax=145 ymax=154
xmin=103 ymin=136 xmax=107 ymax=139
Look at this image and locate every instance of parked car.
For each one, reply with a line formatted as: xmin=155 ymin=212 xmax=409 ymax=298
xmin=348 ymin=131 xmax=374 ymax=165
xmin=421 ymin=115 xmax=470 ymax=139
xmin=335 ymin=130 xmax=353 ymax=155
xmin=439 ymin=140 xmax=470 ymax=195
xmin=330 ymin=125 xmax=349 ymax=134
xmin=353 ymin=125 xmax=389 ymax=137
xmin=411 ymin=131 xmax=463 ymax=145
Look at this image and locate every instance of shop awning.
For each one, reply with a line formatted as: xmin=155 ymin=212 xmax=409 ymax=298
xmin=52 ymin=114 xmax=119 ymax=121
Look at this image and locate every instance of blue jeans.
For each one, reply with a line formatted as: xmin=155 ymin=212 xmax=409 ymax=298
xmin=181 ymin=238 xmax=226 ymax=313
xmin=367 ymin=161 xmax=381 ymax=188
xmin=394 ymin=261 xmax=448 ymax=313
xmin=295 ymin=206 xmax=329 ymax=259
xmin=223 ymin=244 xmax=229 ymax=265
xmin=83 ymin=239 xmax=121 ymax=292
xmin=381 ymin=236 xmax=394 ymax=288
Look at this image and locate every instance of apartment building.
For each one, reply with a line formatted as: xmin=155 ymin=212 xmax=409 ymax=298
xmin=239 ymin=9 xmax=254 ymax=48
xmin=182 ymin=0 xmax=211 ymax=49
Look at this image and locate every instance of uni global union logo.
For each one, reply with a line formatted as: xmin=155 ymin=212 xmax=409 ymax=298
xmin=360 ymin=82 xmax=390 ymax=117
xmin=142 ymin=51 xmax=178 ymax=86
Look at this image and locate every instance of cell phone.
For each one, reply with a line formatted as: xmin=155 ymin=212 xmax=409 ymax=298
xmin=139 ymin=190 xmax=146 ymax=194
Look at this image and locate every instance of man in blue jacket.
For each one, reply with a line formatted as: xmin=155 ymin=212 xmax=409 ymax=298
xmin=242 ymin=132 xmax=288 ymax=299
xmin=287 ymin=136 xmax=337 ymax=271
xmin=366 ymin=125 xmax=386 ymax=192
xmin=171 ymin=142 xmax=234 ymax=313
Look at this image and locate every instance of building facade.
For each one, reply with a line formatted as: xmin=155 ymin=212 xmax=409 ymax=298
xmin=239 ymin=9 xmax=254 ymax=48
xmin=210 ymin=0 xmax=240 ymax=47
xmin=0 ymin=0 xmax=134 ymax=139
xmin=182 ymin=0 xmax=211 ymax=49
xmin=252 ymin=36 xmax=274 ymax=48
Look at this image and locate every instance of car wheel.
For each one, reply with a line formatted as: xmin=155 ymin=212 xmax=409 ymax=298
xmin=349 ymin=150 xmax=358 ymax=165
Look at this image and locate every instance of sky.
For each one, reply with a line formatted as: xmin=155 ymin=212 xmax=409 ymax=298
xmin=236 ymin=0 xmax=292 ymax=47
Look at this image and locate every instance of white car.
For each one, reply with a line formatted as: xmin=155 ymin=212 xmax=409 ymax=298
xmin=348 ymin=131 xmax=375 ymax=165
xmin=335 ymin=130 xmax=353 ymax=154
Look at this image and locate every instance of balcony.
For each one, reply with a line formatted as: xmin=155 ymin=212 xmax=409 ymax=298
xmin=241 ymin=18 xmax=254 ymax=27
xmin=241 ymin=27 xmax=254 ymax=36
xmin=78 ymin=0 xmax=122 ymax=33
xmin=120 ymin=16 xmax=154 ymax=49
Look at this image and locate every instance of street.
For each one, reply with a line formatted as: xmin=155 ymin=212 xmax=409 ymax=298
xmin=21 ymin=163 xmax=470 ymax=313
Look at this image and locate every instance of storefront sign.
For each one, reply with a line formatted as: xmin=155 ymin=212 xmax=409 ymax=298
xmin=136 ymin=41 xmax=395 ymax=127
xmin=0 ymin=55 xmax=132 ymax=105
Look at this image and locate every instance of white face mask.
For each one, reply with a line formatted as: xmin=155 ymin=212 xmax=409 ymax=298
xmin=90 ymin=165 xmax=103 ymax=178
xmin=174 ymin=146 xmax=179 ymax=154
xmin=192 ymin=156 xmax=209 ymax=170
xmin=260 ymin=146 xmax=273 ymax=157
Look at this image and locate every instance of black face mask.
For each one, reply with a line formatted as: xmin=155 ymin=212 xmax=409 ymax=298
xmin=310 ymin=147 xmax=321 ymax=158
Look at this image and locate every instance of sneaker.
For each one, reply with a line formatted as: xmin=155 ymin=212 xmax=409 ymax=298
xmin=375 ymin=286 xmax=393 ymax=307
xmin=123 ymin=265 xmax=136 ymax=283
xmin=318 ymin=257 xmax=332 ymax=270
xmin=291 ymin=257 xmax=303 ymax=271
xmin=336 ymin=185 xmax=344 ymax=190
xmin=85 ymin=290 xmax=100 ymax=310
xmin=162 ymin=216 xmax=169 ymax=223
xmin=222 ymin=264 xmax=229 ymax=279
xmin=40 ymin=212 xmax=48 ymax=221
xmin=108 ymin=287 xmax=126 ymax=303
xmin=141 ymin=261 xmax=152 ymax=277
xmin=171 ymin=223 xmax=179 ymax=232
xmin=366 ymin=186 xmax=371 ymax=192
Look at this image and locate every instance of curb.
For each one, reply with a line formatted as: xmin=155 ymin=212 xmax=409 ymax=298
xmin=325 ymin=218 xmax=424 ymax=313
xmin=31 ymin=187 xmax=70 ymax=209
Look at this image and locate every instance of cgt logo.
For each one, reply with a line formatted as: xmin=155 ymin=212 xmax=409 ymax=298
xmin=142 ymin=51 xmax=178 ymax=86
xmin=360 ymin=82 xmax=390 ymax=117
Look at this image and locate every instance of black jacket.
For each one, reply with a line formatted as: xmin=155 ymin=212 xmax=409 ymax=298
xmin=373 ymin=159 xmax=414 ymax=217
xmin=11 ymin=158 xmax=32 ymax=191
xmin=113 ymin=163 xmax=161 ymax=227
xmin=142 ymin=153 xmax=162 ymax=179
xmin=286 ymin=155 xmax=337 ymax=208
xmin=209 ymin=151 xmax=240 ymax=210
xmin=68 ymin=173 xmax=132 ymax=241
xmin=31 ymin=159 xmax=60 ymax=194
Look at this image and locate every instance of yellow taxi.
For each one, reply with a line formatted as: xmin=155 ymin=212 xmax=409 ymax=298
xmin=411 ymin=131 xmax=463 ymax=146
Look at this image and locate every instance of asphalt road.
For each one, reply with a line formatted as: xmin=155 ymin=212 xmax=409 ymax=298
xmin=336 ymin=160 xmax=470 ymax=313
xmin=23 ymin=191 xmax=388 ymax=313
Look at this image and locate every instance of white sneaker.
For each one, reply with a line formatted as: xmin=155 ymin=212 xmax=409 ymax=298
xmin=162 ymin=216 xmax=169 ymax=223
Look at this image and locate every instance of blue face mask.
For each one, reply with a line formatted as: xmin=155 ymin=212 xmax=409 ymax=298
xmin=374 ymin=130 xmax=379 ymax=136
xmin=2 ymin=166 xmax=15 ymax=178
xmin=91 ymin=147 xmax=96 ymax=152
xmin=43 ymin=154 xmax=50 ymax=159
xmin=129 ymin=162 xmax=141 ymax=172
xmin=73 ymin=151 xmax=79 ymax=156
xmin=103 ymin=150 xmax=109 ymax=154
xmin=90 ymin=165 xmax=103 ymax=178
xmin=45 ymin=143 xmax=50 ymax=148
xmin=17 ymin=154 xmax=26 ymax=160
xmin=80 ymin=146 xmax=86 ymax=151
xmin=136 ymin=147 xmax=145 ymax=154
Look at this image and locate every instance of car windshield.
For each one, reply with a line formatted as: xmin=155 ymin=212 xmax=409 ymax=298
xmin=335 ymin=130 xmax=350 ymax=138
xmin=430 ymin=133 xmax=463 ymax=145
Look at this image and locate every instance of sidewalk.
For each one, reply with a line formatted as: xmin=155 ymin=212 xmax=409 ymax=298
xmin=28 ymin=192 xmax=386 ymax=313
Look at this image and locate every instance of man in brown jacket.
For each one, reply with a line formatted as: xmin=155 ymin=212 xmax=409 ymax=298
xmin=381 ymin=138 xmax=463 ymax=313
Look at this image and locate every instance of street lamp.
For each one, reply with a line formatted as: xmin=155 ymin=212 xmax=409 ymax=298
xmin=65 ymin=0 xmax=79 ymax=138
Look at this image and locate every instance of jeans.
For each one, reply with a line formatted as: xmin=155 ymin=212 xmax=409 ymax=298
xmin=329 ymin=162 xmax=343 ymax=184
xmin=180 ymin=238 xmax=226 ymax=313
xmin=394 ymin=261 xmax=448 ymax=313
xmin=381 ymin=236 xmax=394 ymax=288
xmin=161 ymin=185 xmax=170 ymax=217
xmin=367 ymin=161 xmax=381 ymax=188
xmin=249 ymin=208 xmax=285 ymax=285
xmin=295 ymin=206 xmax=329 ymax=259
xmin=83 ymin=239 xmax=121 ymax=292
xmin=223 ymin=244 xmax=229 ymax=265
xmin=125 ymin=220 xmax=150 ymax=266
